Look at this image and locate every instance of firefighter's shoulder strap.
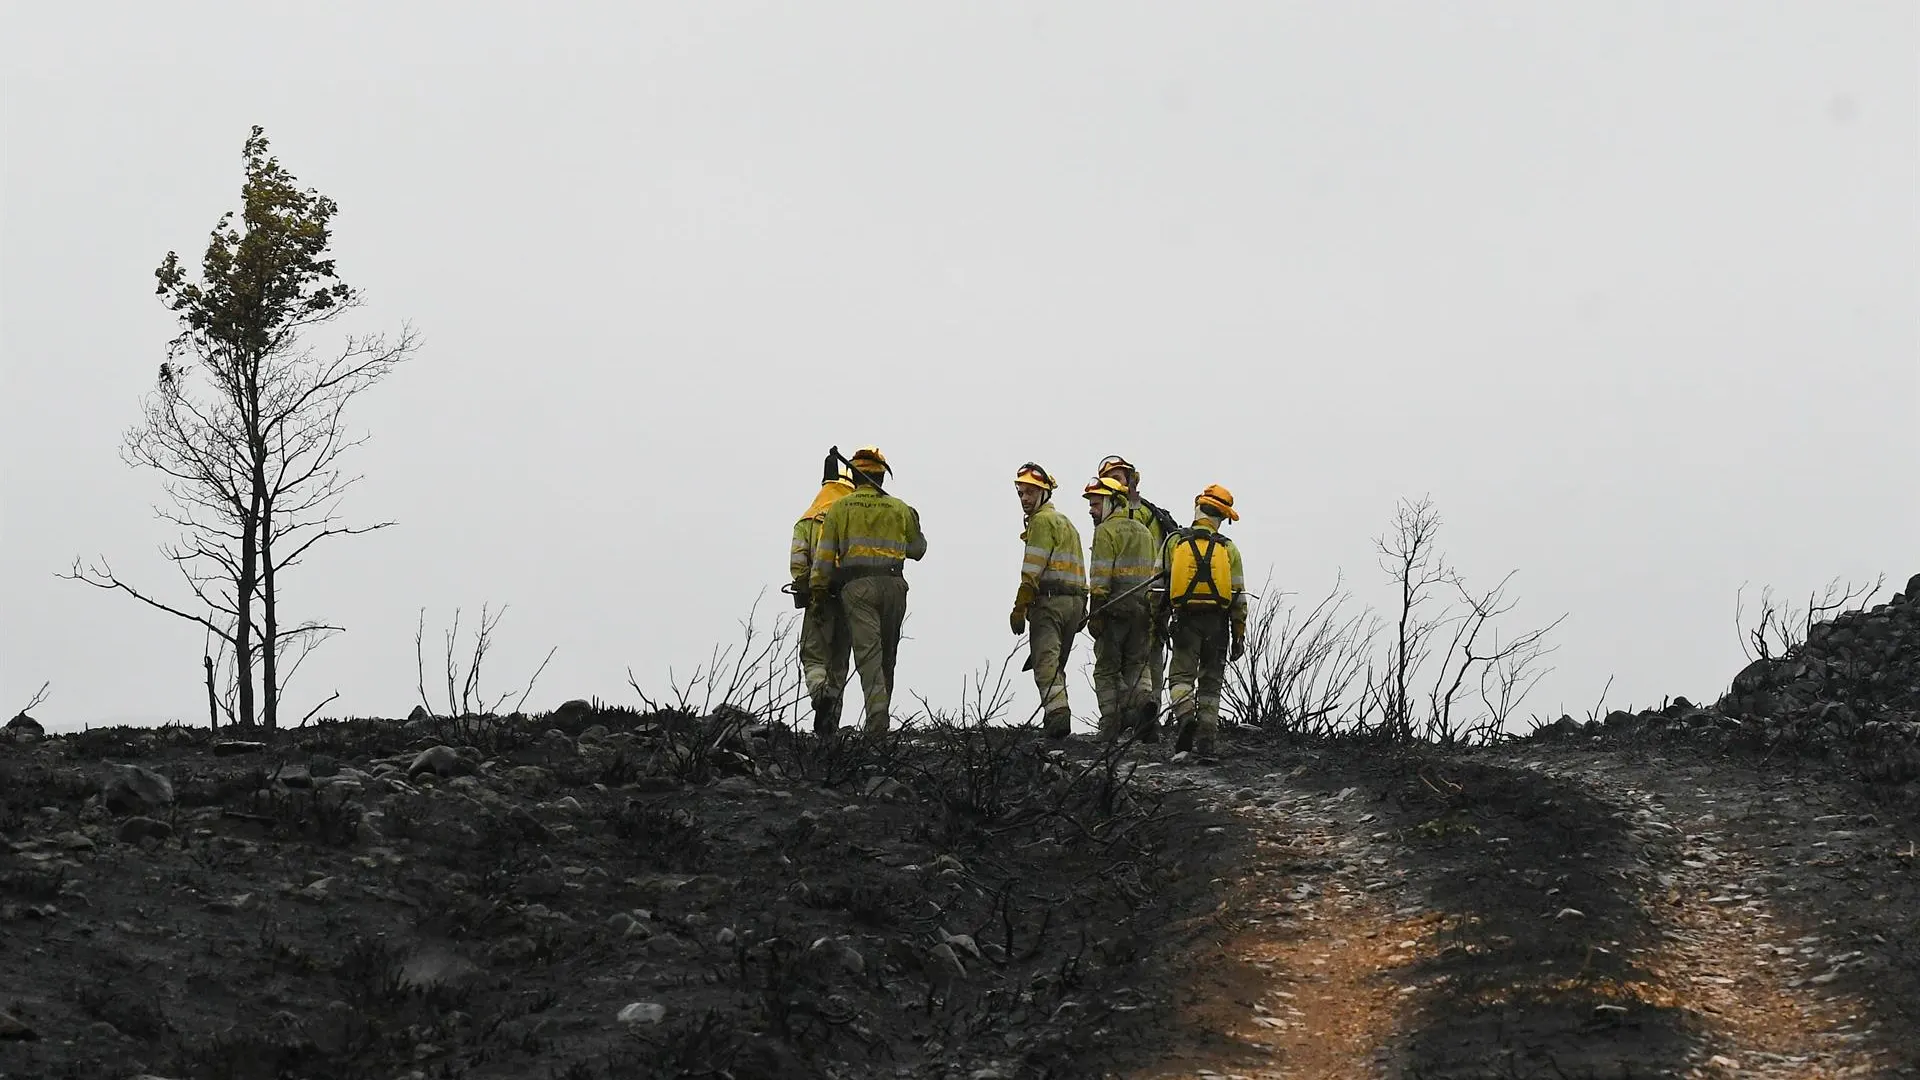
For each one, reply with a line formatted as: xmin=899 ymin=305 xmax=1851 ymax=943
xmin=1167 ymin=527 xmax=1233 ymax=609
xmin=1141 ymin=497 xmax=1180 ymax=540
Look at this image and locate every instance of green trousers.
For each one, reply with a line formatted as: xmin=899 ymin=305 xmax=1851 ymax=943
xmin=800 ymin=598 xmax=852 ymax=730
xmin=1091 ymin=597 xmax=1155 ymax=739
xmin=1026 ymin=593 xmax=1083 ymax=734
xmin=841 ymin=576 xmax=908 ymax=731
xmin=1167 ymin=608 xmax=1230 ymax=754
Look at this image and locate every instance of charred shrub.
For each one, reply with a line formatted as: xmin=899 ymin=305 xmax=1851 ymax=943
xmin=163 ymin=1028 xmax=321 ymax=1080
xmin=71 ymin=974 xmax=170 ymax=1040
xmin=235 ymin=786 xmax=363 ymax=846
xmin=0 ymin=866 xmax=69 ymax=901
xmin=613 ymin=798 xmax=710 ymax=870
xmin=295 ymin=716 xmax=407 ymax=760
xmin=790 ymin=870 xmax=916 ymax=929
xmin=175 ymin=766 xmax=271 ymax=808
xmin=61 ymin=726 xmax=149 ymax=761
xmin=637 ymin=1009 xmax=750 ymax=1077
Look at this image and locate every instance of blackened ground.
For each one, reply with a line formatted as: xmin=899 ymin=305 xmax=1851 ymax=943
xmin=0 ymin=710 xmax=1247 ymax=1080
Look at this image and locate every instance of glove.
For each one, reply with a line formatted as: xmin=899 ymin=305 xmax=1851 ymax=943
xmin=1154 ymin=605 xmax=1172 ymax=644
xmin=1086 ymin=613 xmax=1105 ymax=640
xmin=1073 ymin=597 xmax=1088 ymax=635
xmin=811 ymin=586 xmax=831 ymax=611
xmin=791 ymin=580 xmax=810 ymax=609
xmin=1010 ymin=582 xmax=1036 ymax=636
xmin=1230 ymin=629 xmax=1247 ymax=662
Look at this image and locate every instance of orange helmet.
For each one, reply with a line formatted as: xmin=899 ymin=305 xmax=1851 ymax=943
xmin=1195 ymin=483 xmax=1239 ymax=522
xmin=848 ymin=446 xmax=891 ymax=477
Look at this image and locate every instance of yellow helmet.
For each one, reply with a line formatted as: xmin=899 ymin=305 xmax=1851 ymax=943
xmin=848 ymin=446 xmax=891 ymax=477
xmin=1097 ymin=454 xmax=1138 ymax=484
xmin=1014 ymin=462 xmax=1057 ymax=490
xmin=1082 ymin=476 xmax=1129 ymax=500
xmin=1195 ymin=483 xmax=1239 ymax=522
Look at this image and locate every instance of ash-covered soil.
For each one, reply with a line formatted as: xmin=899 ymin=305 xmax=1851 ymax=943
xmin=10 ymin=581 xmax=1920 ymax=1079
xmin=0 ymin=708 xmax=1244 ymax=1080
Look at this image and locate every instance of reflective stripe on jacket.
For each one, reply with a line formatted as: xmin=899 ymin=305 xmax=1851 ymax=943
xmin=1020 ymin=502 xmax=1088 ymax=596
xmin=811 ymin=487 xmax=928 ymax=590
xmin=1089 ymin=513 xmax=1157 ymax=600
xmin=790 ymin=482 xmax=853 ymax=581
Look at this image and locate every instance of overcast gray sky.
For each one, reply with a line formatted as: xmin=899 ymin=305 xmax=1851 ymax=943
xmin=3 ymin=3 xmax=1914 ymax=733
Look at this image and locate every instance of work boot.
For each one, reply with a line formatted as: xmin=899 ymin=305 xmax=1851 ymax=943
xmin=1172 ymin=715 xmax=1197 ymax=754
xmin=1132 ymin=702 xmax=1160 ymax=743
xmin=1043 ymin=708 xmax=1073 ymax=739
xmin=811 ymin=692 xmax=840 ymax=736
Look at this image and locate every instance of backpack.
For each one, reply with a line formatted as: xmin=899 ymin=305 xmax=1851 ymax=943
xmin=1166 ymin=528 xmax=1234 ymax=610
xmin=1139 ymin=498 xmax=1181 ymax=541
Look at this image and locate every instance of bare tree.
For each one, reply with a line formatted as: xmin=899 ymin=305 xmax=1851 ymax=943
xmin=1373 ymin=496 xmax=1453 ymax=741
xmin=1369 ymin=497 xmax=1565 ymax=744
xmin=1227 ymin=495 xmax=1562 ymax=745
xmin=414 ymin=604 xmax=558 ymax=719
xmin=1223 ymin=573 xmax=1381 ymax=736
xmin=1734 ymin=575 xmax=1885 ymax=662
xmin=64 ymin=125 xmax=416 ymax=728
xmin=11 ymin=682 xmax=51 ymax=722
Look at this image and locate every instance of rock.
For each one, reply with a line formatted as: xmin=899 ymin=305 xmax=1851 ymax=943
xmin=1554 ymin=907 xmax=1586 ymax=920
xmin=1730 ymin=658 xmax=1777 ymax=695
xmin=627 ymin=777 xmax=684 ymax=794
xmin=555 ymin=699 xmax=594 ymax=720
xmin=928 ymin=942 xmax=967 ymax=978
xmin=617 ymin=1001 xmax=666 ymax=1026
xmin=103 ymin=764 xmax=174 ymax=814
xmin=487 ymin=936 xmax=537 ymax=965
xmin=809 ymin=938 xmax=865 ymax=975
xmin=939 ymin=929 xmax=983 ymax=960
xmin=864 ymin=776 xmax=909 ymax=800
xmin=0 ymin=1010 xmax=35 ymax=1039
xmin=276 ymin=764 xmax=314 ymax=789
xmin=212 ymin=740 xmax=266 ymax=756
xmin=5 ymin=712 xmax=43 ymax=737
xmin=118 ymin=817 xmax=174 ymax=844
xmin=408 ymin=745 xmax=471 ymax=779
xmin=56 ymin=831 xmax=95 ymax=851
xmin=407 ymin=704 xmax=433 ymax=723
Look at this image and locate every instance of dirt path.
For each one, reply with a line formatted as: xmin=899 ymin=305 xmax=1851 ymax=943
xmin=1122 ymin=737 xmax=1920 ymax=1080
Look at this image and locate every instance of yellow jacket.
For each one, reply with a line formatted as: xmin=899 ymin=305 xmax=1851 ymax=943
xmin=811 ymin=486 xmax=928 ymax=592
xmin=1019 ymin=501 xmax=1088 ymax=596
xmin=790 ymin=481 xmax=853 ymax=583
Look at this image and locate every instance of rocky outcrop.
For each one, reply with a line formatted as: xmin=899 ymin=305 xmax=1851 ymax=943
xmin=1529 ymin=574 xmax=1920 ymax=792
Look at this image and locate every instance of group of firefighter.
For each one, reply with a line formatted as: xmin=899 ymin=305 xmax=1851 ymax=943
xmin=789 ymin=447 xmax=1246 ymax=759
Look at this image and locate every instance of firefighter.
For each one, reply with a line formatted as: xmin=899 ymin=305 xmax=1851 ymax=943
xmin=810 ymin=447 xmax=927 ymax=732
xmin=1010 ymin=462 xmax=1087 ymax=738
xmin=790 ymin=458 xmax=856 ymax=733
xmin=1158 ymin=484 xmax=1247 ymax=759
xmin=1082 ymin=476 xmax=1160 ymax=741
xmin=1096 ymin=455 xmax=1179 ymax=725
